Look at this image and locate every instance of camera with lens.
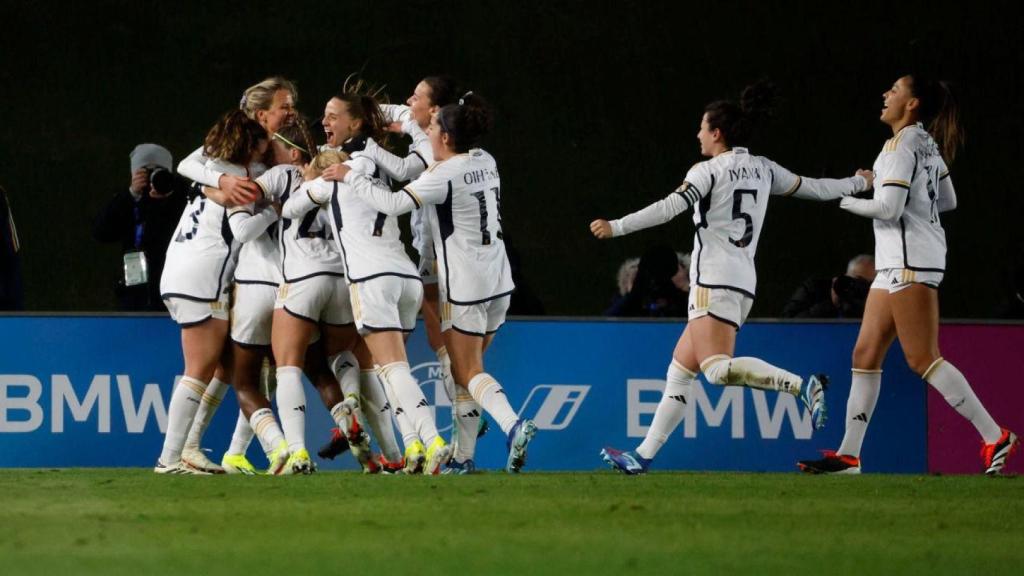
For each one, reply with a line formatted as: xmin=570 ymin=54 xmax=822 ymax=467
xmin=147 ymin=167 xmax=186 ymax=196
xmin=834 ymin=274 xmax=870 ymax=316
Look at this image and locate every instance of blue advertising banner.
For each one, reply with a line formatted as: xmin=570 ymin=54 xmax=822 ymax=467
xmin=0 ymin=316 xmax=926 ymax=472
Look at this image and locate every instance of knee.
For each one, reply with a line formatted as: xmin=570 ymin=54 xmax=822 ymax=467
xmin=904 ymin=352 xmax=939 ymax=377
xmin=700 ymin=355 xmax=732 ymax=386
xmin=852 ymin=342 xmax=885 ymax=370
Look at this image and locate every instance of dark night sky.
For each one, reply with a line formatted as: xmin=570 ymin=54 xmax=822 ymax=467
xmin=1 ymin=0 xmax=1021 ymax=317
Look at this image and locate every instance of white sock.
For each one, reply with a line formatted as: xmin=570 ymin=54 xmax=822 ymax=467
xmin=226 ymin=411 xmax=255 ymax=456
xmin=184 ymin=376 xmax=228 ymax=449
xmin=437 ymin=346 xmax=458 ymax=438
xmin=276 ymin=366 xmax=307 ymax=452
xmin=360 ymin=370 xmax=402 ymax=461
xmin=249 ymin=407 xmax=286 ymax=456
xmin=836 ymin=369 xmax=882 ymax=458
xmin=701 ymin=355 xmax=803 ymax=395
xmin=159 ymin=376 xmax=208 ymax=464
xmin=453 ymin=389 xmax=482 ymax=462
xmin=378 ymin=361 xmax=439 ymax=446
xmin=636 ymin=360 xmax=696 ymax=460
xmin=383 ymin=378 xmax=420 ymax=448
xmin=924 ymin=358 xmax=1002 ymax=443
xmin=467 ymin=373 xmax=519 ymax=436
xmin=328 ymin=351 xmax=360 ymax=398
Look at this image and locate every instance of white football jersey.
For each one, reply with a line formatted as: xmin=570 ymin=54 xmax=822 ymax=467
xmin=161 ymin=189 xmax=237 ymax=302
xmin=304 ymin=177 xmax=420 ymax=283
xmin=162 ymin=158 xmax=266 ymax=301
xmin=611 ymin=147 xmax=865 ymax=297
xmin=404 ymin=149 xmax=514 ymax=304
xmin=227 ymin=165 xmax=295 ymax=286
xmin=871 ymin=123 xmax=950 ymax=271
xmin=360 ymin=127 xmax=437 ymax=261
xmin=274 ymin=168 xmax=344 ymax=283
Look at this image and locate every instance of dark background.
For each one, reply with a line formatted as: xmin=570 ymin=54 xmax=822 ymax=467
xmin=1 ymin=0 xmax=1021 ymax=317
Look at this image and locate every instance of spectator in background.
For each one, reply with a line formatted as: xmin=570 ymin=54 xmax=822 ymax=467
xmin=93 ymin=144 xmax=189 ymax=311
xmin=606 ymin=245 xmax=689 ymax=317
xmin=782 ymin=254 xmax=876 ymax=318
xmin=605 ymin=257 xmax=640 ymax=315
xmin=0 ymin=184 xmax=23 ymax=310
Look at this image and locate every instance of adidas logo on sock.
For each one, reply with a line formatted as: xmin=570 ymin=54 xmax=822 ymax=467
xmin=381 ymin=402 xmax=391 ymax=412
xmin=395 ymin=407 xmax=405 ymax=415
xmin=853 ymin=413 xmax=868 ymax=423
xmin=339 ymin=361 xmax=354 ymax=369
xmin=295 ymin=405 xmax=306 ymax=413
xmin=461 ymin=409 xmax=481 ymax=418
xmin=416 ymin=399 xmax=429 ymax=408
xmin=669 ymin=395 xmax=687 ymax=404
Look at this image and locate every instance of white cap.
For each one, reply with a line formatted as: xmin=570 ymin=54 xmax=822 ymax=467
xmin=129 ymin=143 xmax=173 ymax=174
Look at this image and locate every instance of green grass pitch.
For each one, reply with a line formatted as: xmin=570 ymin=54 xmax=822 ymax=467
xmin=0 ymin=469 xmax=1020 ymax=575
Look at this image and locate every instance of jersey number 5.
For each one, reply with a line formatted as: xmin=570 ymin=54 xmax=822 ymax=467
xmin=729 ymin=188 xmax=757 ymax=248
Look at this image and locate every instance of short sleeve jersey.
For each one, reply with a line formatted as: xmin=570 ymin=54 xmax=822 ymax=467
xmin=870 ymin=123 xmax=949 ymax=271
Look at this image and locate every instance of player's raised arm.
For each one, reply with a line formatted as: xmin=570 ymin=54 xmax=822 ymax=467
xmin=593 ymin=175 xmax=709 ymax=239
xmin=770 ymin=161 xmax=872 ymax=201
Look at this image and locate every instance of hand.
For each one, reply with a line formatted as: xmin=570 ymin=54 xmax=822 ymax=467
xmin=321 ymin=163 xmax=351 ymax=182
xmin=590 ymin=219 xmax=613 ymax=239
xmin=218 ymin=174 xmax=261 ymax=205
xmin=129 ymin=169 xmax=149 ymax=196
xmin=855 ymin=169 xmax=874 ymax=191
xmin=386 ymin=121 xmax=404 ymax=134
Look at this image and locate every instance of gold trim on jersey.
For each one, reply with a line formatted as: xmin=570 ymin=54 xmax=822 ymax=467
xmin=256 ymin=180 xmax=270 ymax=201
xmin=882 ymin=179 xmax=911 ymax=188
xmin=782 ymin=176 xmax=803 ymax=197
xmin=403 ymin=186 xmax=424 ymax=209
xmin=307 ymin=188 xmax=327 ymax=207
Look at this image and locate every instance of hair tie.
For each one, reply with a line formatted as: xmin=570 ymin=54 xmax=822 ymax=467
xmin=458 ymin=91 xmax=473 ymax=106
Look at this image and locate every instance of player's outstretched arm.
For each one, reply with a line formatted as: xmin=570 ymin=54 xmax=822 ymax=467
xmin=598 ymin=187 xmax=696 ymax=238
xmin=839 ymin=185 xmax=907 ymax=221
xmin=773 ymin=162 xmax=872 ymax=201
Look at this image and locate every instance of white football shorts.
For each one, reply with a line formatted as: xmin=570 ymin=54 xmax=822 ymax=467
xmin=349 ymin=276 xmax=423 ymax=335
xmin=441 ymin=292 xmax=510 ymax=337
xmin=688 ymin=285 xmax=753 ymax=329
xmin=231 ymin=283 xmax=277 ymax=346
xmin=871 ymin=268 xmax=943 ymax=293
xmin=275 ymin=275 xmax=354 ymax=326
xmin=164 ymin=291 xmax=230 ymax=326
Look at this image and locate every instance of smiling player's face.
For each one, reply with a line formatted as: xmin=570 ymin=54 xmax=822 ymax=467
xmin=880 ymin=76 xmax=916 ymax=127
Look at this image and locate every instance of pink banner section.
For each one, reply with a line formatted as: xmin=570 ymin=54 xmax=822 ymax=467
xmin=929 ymin=324 xmax=1024 ymax=475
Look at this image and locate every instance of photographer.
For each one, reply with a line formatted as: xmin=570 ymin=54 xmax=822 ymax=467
xmin=782 ymin=254 xmax=876 ymax=319
xmin=93 ymin=144 xmax=188 ymax=311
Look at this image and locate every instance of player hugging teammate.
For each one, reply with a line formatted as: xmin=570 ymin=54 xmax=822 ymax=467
xmin=154 ymin=75 xmax=536 ymax=476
